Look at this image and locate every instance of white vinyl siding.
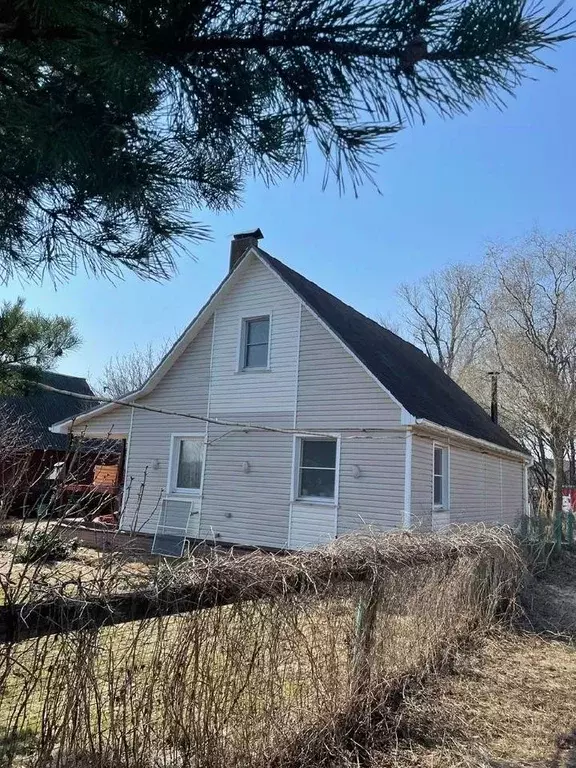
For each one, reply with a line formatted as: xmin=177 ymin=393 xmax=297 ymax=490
xmin=337 ymin=433 xmax=405 ymax=534
xmin=209 ymin=258 xmax=300 ymax=413
xmin=411 ymin=436 xmax=433 ymax=531
xmin=120 ymin=317 xmax=213 ymax=535
xmin=68 ymin=404 xmax=133 ymax=437
xmin=296 ymin=307 xmax=401 ymax=429
xmin=501 ymin=458 xmax=525 ymax=524
xmin=200 ymin=413 xmax=294 ymax=548
xmin=449 ymin=445 xmax=486 ymax=523
xmin=484 ymin=454 xmax=503 ymax=519
xmin=411 ymin=432 xmax=525 ymax=529
xmin=289 ymin=504 xmax=336 ymax=550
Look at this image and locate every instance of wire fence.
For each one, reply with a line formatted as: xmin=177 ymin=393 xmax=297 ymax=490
xmin=0 ymin=407 xmax=525 ymax=766
xmin=0 ymin=523 xmax=522 ymax=768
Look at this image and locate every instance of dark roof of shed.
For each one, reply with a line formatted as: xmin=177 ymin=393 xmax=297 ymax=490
xmin=0 ymin=370 xmax=94 ymax=451
xmin=259 ymin=251 xmax=526 ymax=454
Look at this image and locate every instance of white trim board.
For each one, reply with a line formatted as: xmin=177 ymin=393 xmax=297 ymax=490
xmin=403 ymin=430 xmax=413 ymax=529
xmin=235 ymin=311 xmax=273 ymax=372
xmin=166 ymin=432 xmax=206 ymax=497
xmin=290 ymin=432 xmax=341 ymax=506
xmin=293 ymin=302 xmax=302 ymax=430
xmin=431 ymin=440 xmax=450 ymax=512
xmin=415 ymin=419 xmax=530 ymax=462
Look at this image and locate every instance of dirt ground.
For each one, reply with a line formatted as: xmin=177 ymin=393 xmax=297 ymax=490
xmin=0 ymin=521 xmax=155 ymax=601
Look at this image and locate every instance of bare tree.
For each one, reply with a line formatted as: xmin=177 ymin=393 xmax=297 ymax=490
xmin=397 ymin=264 xmax=485 ymax=381
xmin=477 ymin=231 xmax=576 ymax=515
xmin=97 ymin=340 xmax=173 ymax=399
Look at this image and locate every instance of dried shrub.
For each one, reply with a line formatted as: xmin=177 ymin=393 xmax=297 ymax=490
xmin=0 ymin=526 xmax=523 ymax=768
xmin=0 ymin=519 xmax=17 ymax=543
xmin=15 ymin=530 xmax=76 ymax=564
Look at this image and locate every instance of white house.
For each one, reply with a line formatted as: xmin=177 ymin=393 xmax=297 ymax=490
xmin=51 ymin=230 xmax=530 ymax=552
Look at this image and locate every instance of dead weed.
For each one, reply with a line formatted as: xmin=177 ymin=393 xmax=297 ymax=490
xmin=372 ymin=631 xmax=576 ymax=767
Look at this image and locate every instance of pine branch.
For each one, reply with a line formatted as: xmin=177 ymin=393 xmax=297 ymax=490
xmin=0 ymin=0 xmax=572 ymax=281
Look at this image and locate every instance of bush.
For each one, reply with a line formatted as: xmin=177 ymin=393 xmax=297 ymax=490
xmin=16 ymin=530 xmax=76 ymax=563
xmin=0 ymin=518 xmax=18 ymax=542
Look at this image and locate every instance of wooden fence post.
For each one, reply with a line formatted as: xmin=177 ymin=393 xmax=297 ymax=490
xmin=351 ymin=579 xmax=381 ymax=696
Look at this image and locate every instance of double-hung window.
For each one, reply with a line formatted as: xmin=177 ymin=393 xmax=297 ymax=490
xmin=170 ymin=436 xmax=204 ymax=494
xmin=433 ymin=444 xmax=449 ymax=509
xmin=297 ymin=438 xmax=338 ymax=501
xmin=241 ymin=316 xmax=270 ymax=369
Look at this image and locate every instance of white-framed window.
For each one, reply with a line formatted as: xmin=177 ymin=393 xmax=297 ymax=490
xmin=240 ymin=315 xmax=270 ymax=370
xmin=168 ymin=435 xmax=205 ymax=494
xmin=433 ymin=443 xmax=449 ymax=509
xmin=295 ymin=437 xmax=339 ymax=502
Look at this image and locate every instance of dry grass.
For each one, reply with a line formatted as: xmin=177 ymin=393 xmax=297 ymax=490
xmin=0 ymin=521 xmax=155 ymax=604
xmin=0 ymin=527 xmax=522 ymax=768
xmin=364 ymin=554 xmax=576 ymax=768
xmin=370 ymin=632 xmax=576 ymax=767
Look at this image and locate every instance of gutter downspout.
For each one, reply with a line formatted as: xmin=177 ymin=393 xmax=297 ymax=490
xmin=403 ymin=428 xmax=413 ymax=529
xmin=524 ymin=455 xmax=534 ymax=518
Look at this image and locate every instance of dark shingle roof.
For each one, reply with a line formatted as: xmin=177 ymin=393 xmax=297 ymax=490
xmin=259 ymin=251 xmax=526 ymax=454
xmin=0 ymin=371 xmax=94 ymax=451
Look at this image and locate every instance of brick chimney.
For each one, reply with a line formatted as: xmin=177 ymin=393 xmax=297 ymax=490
xmin=229 ymin=228 xmax=263 ymax=272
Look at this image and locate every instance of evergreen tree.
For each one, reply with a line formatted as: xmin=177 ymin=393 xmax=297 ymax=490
xmin=0 ymin=0 xmax=571 ymax=281
xmin=0 ymin=299 xmax=80 ymax=393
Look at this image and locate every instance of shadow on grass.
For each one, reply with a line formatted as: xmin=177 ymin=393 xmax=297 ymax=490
xmin=0 ymin=726 xmax=38 ymax=763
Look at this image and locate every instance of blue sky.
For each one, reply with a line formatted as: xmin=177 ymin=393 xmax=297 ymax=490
xmin=5 ymin=38 xmax=575 ymax=384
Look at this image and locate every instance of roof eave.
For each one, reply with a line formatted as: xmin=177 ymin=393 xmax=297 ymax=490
xmin=415 ymin=419 xmax=530 ymax=461
xmin=50 ymin=249 xmax=262 ymax=434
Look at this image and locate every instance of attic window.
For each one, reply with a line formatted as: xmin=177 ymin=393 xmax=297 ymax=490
xmin=241 ymin=316 xmax=270 ymax=369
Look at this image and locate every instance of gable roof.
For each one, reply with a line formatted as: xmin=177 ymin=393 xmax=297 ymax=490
xmin=258 ymin=250 xmax=526 ymax=455
xmin=1 ymin=371 xmax=94 ymax=451
xmin=50 ymin=245 xmax=526 ymax=456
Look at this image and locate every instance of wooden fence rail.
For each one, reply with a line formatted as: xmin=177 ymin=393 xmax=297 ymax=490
xmin=0 ymin=533 xmax=501 ymax=643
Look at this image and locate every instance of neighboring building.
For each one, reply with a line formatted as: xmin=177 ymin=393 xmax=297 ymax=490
xmin=0 ymin=371 xmax=95 ymax=513
xmin=51 ymin=231 xmax=530 ymax=551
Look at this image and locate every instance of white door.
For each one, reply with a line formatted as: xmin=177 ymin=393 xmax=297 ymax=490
xmin=288 ymin=503 xmax=337 ymax=550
